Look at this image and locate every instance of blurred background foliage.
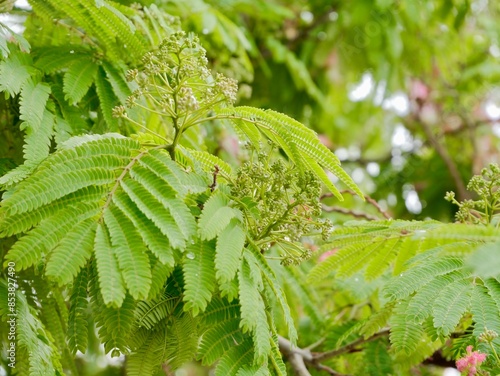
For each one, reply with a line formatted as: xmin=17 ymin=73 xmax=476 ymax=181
xmin=1 ymin=0 xmax=499 ymax=222
xmin=169 ymin=0 xmax=500 ymax=223
xmin=0 ymin=0 xmax=499 ymax=375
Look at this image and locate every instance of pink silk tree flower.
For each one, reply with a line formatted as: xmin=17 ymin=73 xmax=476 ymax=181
xmin=456 ymin=346 xmax=487 ymax=376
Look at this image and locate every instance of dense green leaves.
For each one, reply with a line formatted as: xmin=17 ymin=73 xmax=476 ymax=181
xmin=218 ymin=106 xmax=362 ymax=200
xmin=3 ymin=1 xmax=500 ymax=375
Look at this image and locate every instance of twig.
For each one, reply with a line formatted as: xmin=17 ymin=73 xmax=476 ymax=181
xmin=419 ymin=121 xmax=468 ymax=201
xmin=314 ymin=363 xmax=347 ymax=376
xmin=287 ymin=7 xmax=336 ymax=49
xmin=278 ymin=336 xmax=313 ymax=376
xmin=321 ymin=190 xmax=392 ymax=220
xmin=209 ymin=165 xmax=219 ymax=191
xmin=278 ymin=336 xmax=353 ymax=376
xmin=321 ymin=205 xmax=379 ymax=221
xmin=312 ymin=329 xmax=390 ymax=362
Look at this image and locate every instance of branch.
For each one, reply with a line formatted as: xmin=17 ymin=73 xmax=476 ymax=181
xmin=321 ymin=205 xmax=379 ymax=221
xmin=278 ymin=335 xmax=359 ymax=376
xmin=419 ymin=121 xmax=468 ymax=201
xmin=209 ymin=165 xmax=219 ymax=191
xmin=279 ymin=330 xmax=391 ymax=375
xmin=287 ymin=7 xmax=336 ymax=49
xmin=278 ymin=336 xmax=313 ymax=376
xmin=321 ymin=190 xmax=392 ymax=220
xmin=312 ymin=329 xmax=390 ymax=362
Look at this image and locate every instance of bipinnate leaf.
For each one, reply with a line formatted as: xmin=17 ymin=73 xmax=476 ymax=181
xmin=183 ymin=239 xmax=217 ymax=316
xmin=198 ymin=190 xmax=242 ymax=240
xmin=215 ymin=219 xmax=246 ymax=284
xmin=94 ymin=223 xmax=126 ymax=307
xmin=238 ymin=260 xmax=271 ymax=364
xmin=104 ymin=206 xmax=152 ymax=300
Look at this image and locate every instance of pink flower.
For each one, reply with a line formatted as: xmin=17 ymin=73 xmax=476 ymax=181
xmin=318 ymin=249 xmax=337 ymax=262
xmin=456 ymin=346 xmax=487 ymax=375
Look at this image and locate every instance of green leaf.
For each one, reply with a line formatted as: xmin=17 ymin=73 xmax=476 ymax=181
xmin=238 ymin=259 xmax=271 ymax=364
xmin=4 ymin=203 xmax=99 ymax=270
xmin=360 ymin=302 xmax=395 ymax=338
xmin=0 ymin=48 xmax=34 ymax=96
xmin=218 ymin=106 xmax=363 ymax=199
xmin=215 ymin=339 xmax=255 ymax=376
xmin=63 ymin=58 xmax=98 ymax=104
xmin=67 ymin=268 xmax=90 ymax=354
xmin=45 ymin=219 xmax=96 ymax=285
xmin=198 ymin=190 xmax=242 ymax=240
xmin=383 ymin=256 xmax=464 ymax=301
xmin=95 ymin=65 xmax=119 ymax=130
xmin=1 ymin=279 xmax=64 ymax=374
xmin=364 ymin=340 xmax=394 ymax=376
xmin=130 ymin=164 xmax=196 ymax=241
xmin=127 ymin=328 xmax=168 ymax=376
xmin=471 ymin=284 xmax=500 ymax=337
xmin=466 ymin=242 xmax=500 ymax=278
xmin=246 ymin=247 xmax=298 ymax=344
xmin=23 ymin=109 xmax=55 ymax=163
xmin=198 ymin=318 xmax=244 ymax=365
xmin=98 ymin=294 xmax=136 ymax=354
xmin=389 ymin=299 xmax=425 ymax=355
xmin=112 ymin=190 xmax=175 ymax=267
xmin=183 ymin=239 xmax=217 ymax=316
xmin=94 ymin=223 xmax=126 ymax=307
xmin=484 ymin=278 xmax=500 ymax=313
xmin=432 ymin=278 xmax=471 ymax=336
xmin=215 ymin=219 xmax=245 ymax=284
xmin=120 ymin=178 xmax=186 ymax=250
xmin=406 ymin=272 xmax=461 ymax=323
xmin=19 ymin=80 xmax=51 ymax=131
xmin=104 ymin=206 xmax=152 ymax=300
xmin=179 ymin=146 xmax=234 ymax=180
xmin=143 ymin=149 xmax=209 ymax=196
xmin=34 ymin=46 xmax=85 ymax=74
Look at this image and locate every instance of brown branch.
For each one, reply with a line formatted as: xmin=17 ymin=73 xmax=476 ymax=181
xmin=287 ymin=7 xmax=336 ymax=49
xmin=419 ymin=121 xmax=468 ymax=201
xmin=321 ymin=205 xmax=379 ymax=221
xmin=321 ymin=190 xmax=392 ymax=220
xmin=209 ymin=165 xmax=219 ymax=191
xmin=279 ymin=336 xmax=351 ymax=376
xmin=278 ymin=336 xmax=313 ymax=376
xmin=312 ymin=329 xmax=390 ymax=362
xmin=280 ymin=332 xmax=395 ymax=376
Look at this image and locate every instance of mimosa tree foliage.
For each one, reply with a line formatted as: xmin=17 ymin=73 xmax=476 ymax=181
xmin=1 ymin=1 xmax=500 ymax=376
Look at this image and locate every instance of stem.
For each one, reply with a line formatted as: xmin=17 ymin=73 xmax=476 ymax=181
xmin=322 ymin=190 xmax=391 ymax=220
xmin=321 ymin=205 xmax=380 ymax=221
xmin=420 ymin=121 xmax=468 ymax=201
xmin=488 ymin=342 xmax=500 ymax=365
xmin=100 ymin=144 xmax=168 ymax=222
xmin=278 ymin=336 xmax=353 ymax=376
xmin=167 ymin=126 xmax=182 ymax=160
xmin=121 ymin=115 xmax=169 ymax=142
xmin=312 ymin=329 xmax=390 ymax=362
xmin=257 ymin=200 xmax=302 ymax=241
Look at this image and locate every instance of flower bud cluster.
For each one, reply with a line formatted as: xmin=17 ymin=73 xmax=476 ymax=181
xmin=230 ymin=146 xmax=333 ymax=264
xmin=479 ymin=328 xmax=498 ymax=343
xmin=114 ymin=31 xmax=238 ymax=123
xmin=445 ymin=163 xmax=500 ymax=225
